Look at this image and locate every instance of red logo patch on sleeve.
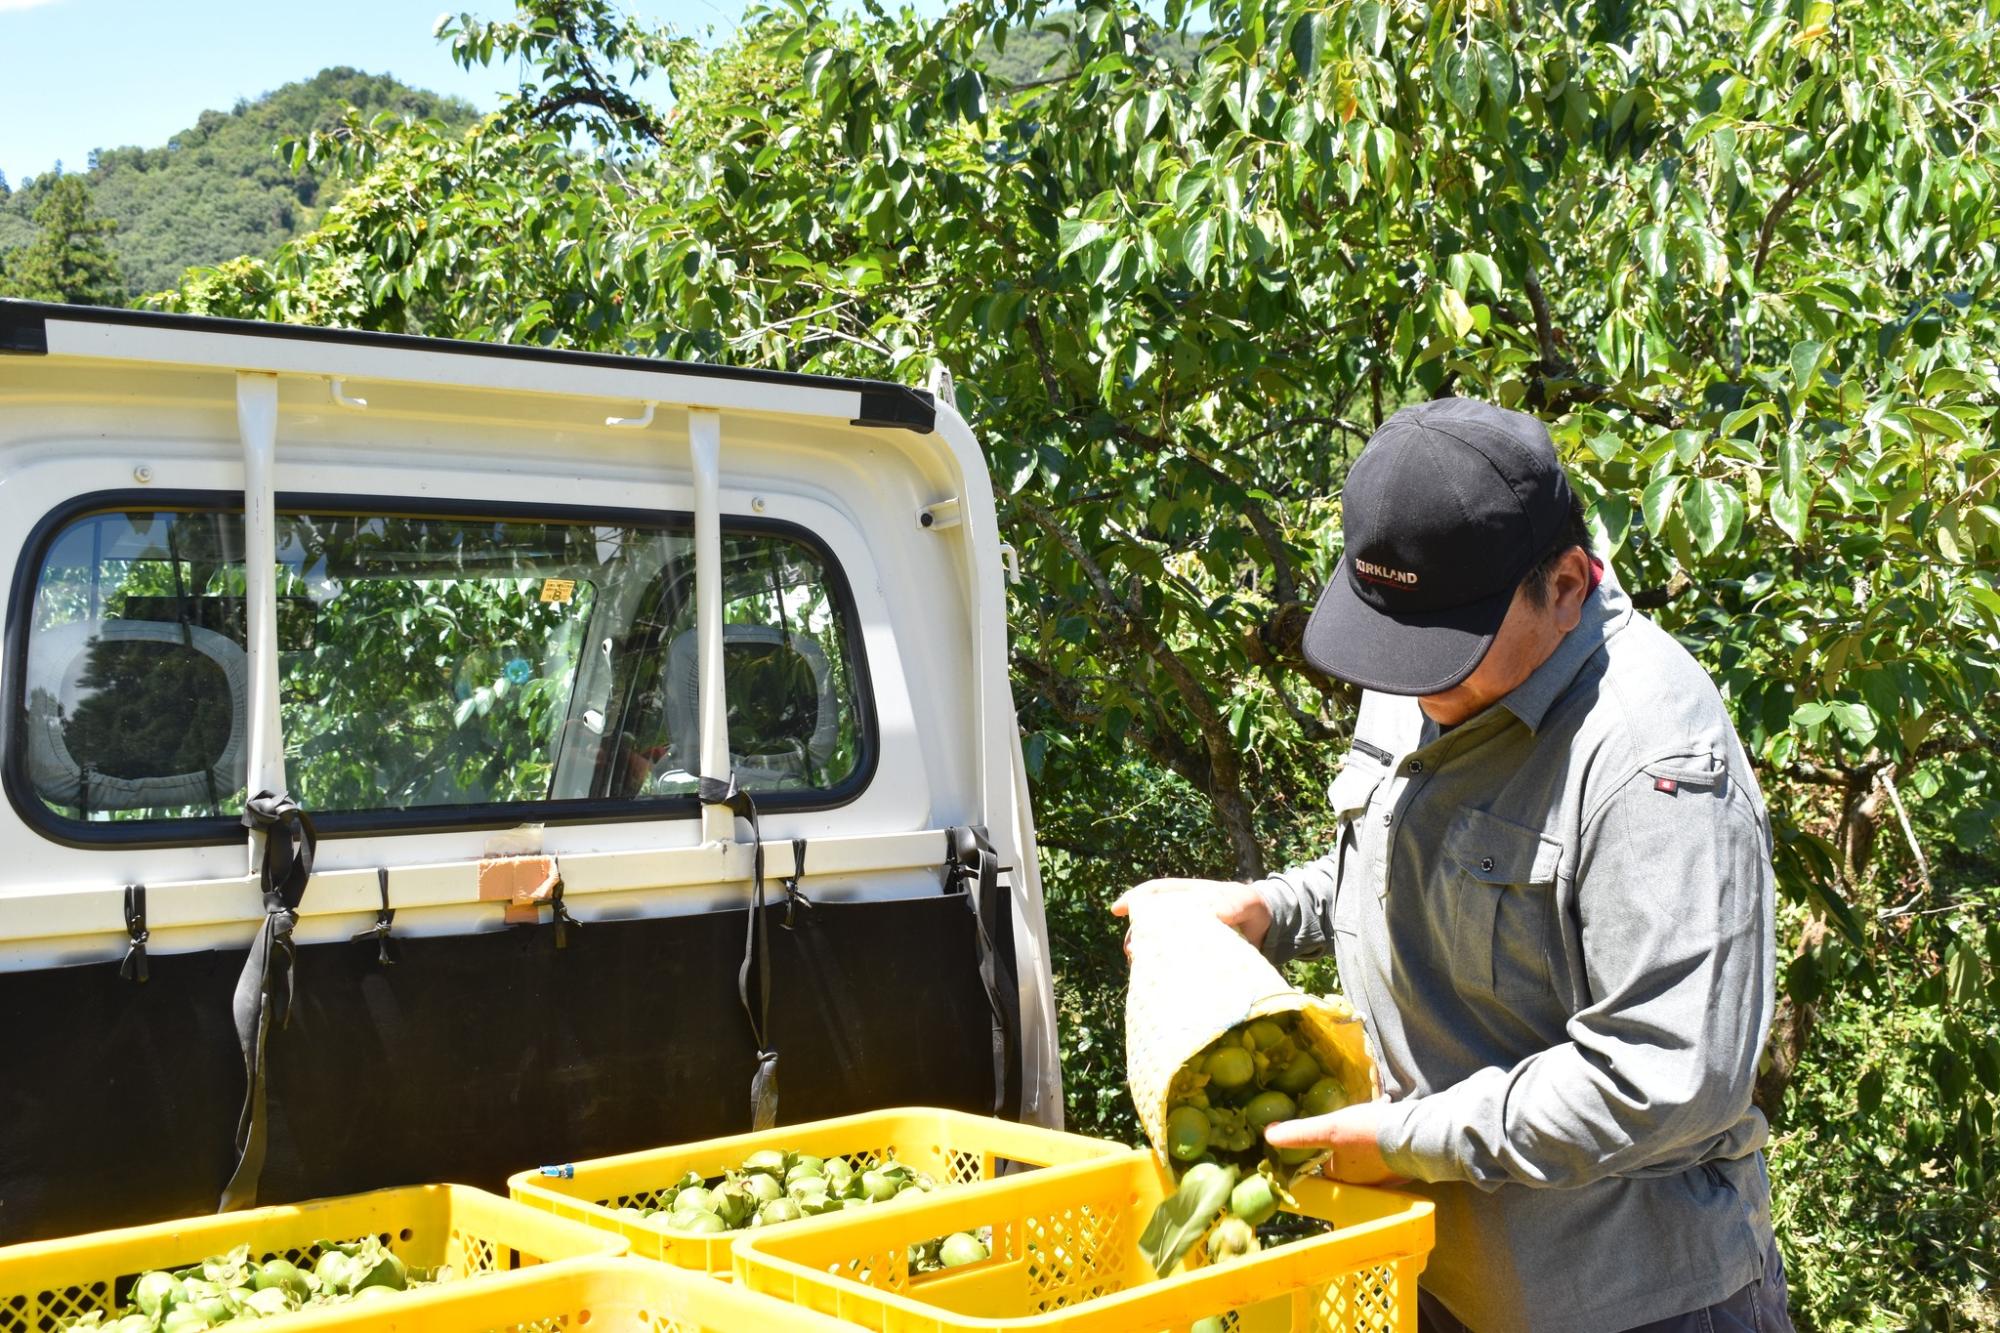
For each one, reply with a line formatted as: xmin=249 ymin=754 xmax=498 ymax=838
xmin=1654 ymin=777 xmax=1678 ymax=794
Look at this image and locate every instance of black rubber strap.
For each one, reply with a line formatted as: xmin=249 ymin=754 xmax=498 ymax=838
xmin=120 ymin=883 xmax=149 ymax=984
xmin=945 ymin=825 xmax=1016 ymax=1116
xmin=702 ymin=773 xmax=779 ymax=1130
xmin=548 ymin=863 xmax=579 ymax=950
xmin=350 ymin=867 xmax=396 ymax=965
xmin=221 ymin=790 xmax=316 ymax=1213
xmin=780 ymin=837 xmax=812 ymax=930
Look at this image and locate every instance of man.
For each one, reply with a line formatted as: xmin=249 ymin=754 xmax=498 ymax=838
xmin=1117 ymin=399 xmax=1790 ymax=1332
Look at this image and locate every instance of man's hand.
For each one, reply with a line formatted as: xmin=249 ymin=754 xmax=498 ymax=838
xmin=1110 ymin=878 xmax=1273 ymax=954
xmin=1263 ymin=1103 xmax=1406 ymax=1186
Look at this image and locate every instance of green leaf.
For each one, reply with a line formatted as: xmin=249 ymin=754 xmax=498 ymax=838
xmin=1827 ymin=699 xmax=1878 ymax=745
xmin=1138 ymin=1162 xmax=1237 ymax=1277
xmin=1947 ymin=942 xmax=1983 ymax=1008
xmin=1181 ymin=213 xmax=1217 ymax=281
xmin=1857 ymin=1067 xmax=1884 ymax=1115
xmin=1746 ymin=8 xmax=1790 ymax=61
xmin=1444 ymin=50 xmax=1481 ymax=117
xmin=1769 ymin=484 xmax=1809 ymax=542
xmin=1904 ymin=405 xmax=1970 ymax=442
xmin=1791 ymin=702 xmax=1831 ymax=728
xmin=1642 ymin=475 xmax=1684 ymax=537
xmin=803 ymin=47 xmax=836 ymax=96
xmin=1972 ymin=1037 xmax=2000 ymax=1095
xmin=1463 ymin=251 xmax=1504 ymax=299
xmin=1437 ymin=284 xmax=1473 ymax=338
xmin=1095 ymin=237 xmax=1131 ymax=286
xmin=1356 ymin=0 xmax=1388 ymax=55
xmin=1689 ymin=229 xmax=1728 ymax=291
xmin=1684 ymin=112 xmax=1732 ymax=146
xmin=1921 ymin=367 xmax=1982 ymax=396
xmin=1636 ymin=225 xmax=1667 ymax=280
xmin=1966 ymin=583 xmax=2000 ymax=628
xmin=1588 ymin=492 xmax=1634 ymax=553
xmin=1790 ymin=340 xmax=1826 ymax=396
xmin=951 ymin=68 xmax=988 ymax=121
xmin=1059 ymin=219 xmax=1108 ymax=260
xmin=1720 ymin=402 xmax=1777 ymax=441
xmin=1481 ymin=43 xmax=1516 ymax=108
xmin=1807 ymin=874 xmax=1869 ymax=949
xmin=1683 ymin=477 xmax=1741 ymax=556
xmin=1288 ymin=10 xmax=1320 ymax=77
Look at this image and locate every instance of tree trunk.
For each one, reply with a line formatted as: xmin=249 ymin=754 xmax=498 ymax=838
xmin=1755 ymin=913 xmax=1828 ymax=1117
xmin=1754 ymin=772 xmax=1890 ymax=1120
xmin=1208 ymin=762 xmax=1265 ymax=881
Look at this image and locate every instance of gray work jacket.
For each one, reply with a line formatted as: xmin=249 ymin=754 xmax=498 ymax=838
xmin=1256 ymin=574 xmax=1779 ymax=1333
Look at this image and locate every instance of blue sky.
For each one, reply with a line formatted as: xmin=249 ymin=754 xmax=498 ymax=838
xmin=0 ymin=0 xmax=742 ymax=186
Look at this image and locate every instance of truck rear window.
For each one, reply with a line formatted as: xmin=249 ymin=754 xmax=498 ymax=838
xmin=11 ymin=499 xmax=870 ymax=837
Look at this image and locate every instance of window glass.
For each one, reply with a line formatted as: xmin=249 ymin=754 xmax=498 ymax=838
xmin=17 ymin=503 xmax=870 ymax=830
xmin=21 ymin=510 xmax=249 ymax=821
xmin=584 ymin=532 xmax=867 ymax=800
xmin=275 ymin=513 xmax=620 ymax=813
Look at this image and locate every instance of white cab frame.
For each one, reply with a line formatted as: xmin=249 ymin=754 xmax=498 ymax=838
xmin=0 ymin=307 xmax=1062 ymax=1125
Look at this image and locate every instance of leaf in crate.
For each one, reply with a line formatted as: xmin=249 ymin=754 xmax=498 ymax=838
xmin=1139 ymin=1162 xmax=1238 ymax=1277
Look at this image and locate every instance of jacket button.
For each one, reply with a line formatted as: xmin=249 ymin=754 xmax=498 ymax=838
xmin=1381 ymin=813 xmax=1393 ymax=827
xmin=1480 ymin=856 xmax=1495 ymax=872
xmin=1409 ymin=760 xmax=1423 ymax=773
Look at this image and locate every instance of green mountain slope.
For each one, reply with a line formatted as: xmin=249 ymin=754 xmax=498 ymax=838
xmin=977 ymin=12 xmax=1199 ymax=87
xmin=0 ymin=68 xmax=477 ymax=300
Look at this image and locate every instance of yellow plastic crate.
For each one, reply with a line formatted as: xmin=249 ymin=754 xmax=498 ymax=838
xmin=272 ymin=1257 xmax=856 ymax=1331
xmin=731 ymin=1154 xmax=1435 ymax=1332
xmin=0 ymin=1184 xmax=627 ymax=1333
xmin=509 ymin=1108 xmax=1133 ymax=1275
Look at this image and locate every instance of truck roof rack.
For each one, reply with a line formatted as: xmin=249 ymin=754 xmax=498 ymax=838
xmin=0 ymin=298 xmax=937 ymax=434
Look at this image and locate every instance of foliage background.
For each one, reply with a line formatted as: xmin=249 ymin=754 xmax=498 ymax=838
xmin=14 ymin=0 xmax=1996 ymax=1323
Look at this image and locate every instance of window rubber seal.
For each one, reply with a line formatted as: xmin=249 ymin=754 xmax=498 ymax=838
xmin=2 ymin=487 xmax=881 ymax=850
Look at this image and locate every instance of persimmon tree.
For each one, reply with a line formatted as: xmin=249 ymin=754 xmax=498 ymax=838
xmin=162 ymin=1 xmax=2000 ymax=1312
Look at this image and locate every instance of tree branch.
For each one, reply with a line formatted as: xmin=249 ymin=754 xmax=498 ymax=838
xmin=1096 ymin=421 xmax=1314 ymax=624
xmin=1019 ymin=496 xmax=1266 ymax=877
xmin=1628 ymin=570 xmax=1695 ymax=610
xmin=1023 ymin=310 xmax=1066 ymax=409
xmin=1521 ymin=262 xmax=1561 ymax=371
xmin=1013 ymin=649 xmax=1216 ymax=795
xmin=1235 ymin=412 xmax=1374 ymax=450
xmin=526 ymin=71 xmax=669 ymax=142
xmin=1753 ymin=163 xmax=1831 ymax=280
xmin=1242 ymin=629 xmax=1347 ymax=742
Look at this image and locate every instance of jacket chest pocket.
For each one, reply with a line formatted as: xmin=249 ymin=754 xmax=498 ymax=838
xmin=1438 ymin=805 xmax=1564 ymax=1005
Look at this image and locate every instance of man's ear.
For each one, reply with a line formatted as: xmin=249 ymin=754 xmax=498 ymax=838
xmin=1553 ymin=547 xmax=1594 ymax=630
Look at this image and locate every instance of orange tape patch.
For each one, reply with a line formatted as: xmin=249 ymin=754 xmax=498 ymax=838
xmin=478 ymin=855 xmax=560 ymax=925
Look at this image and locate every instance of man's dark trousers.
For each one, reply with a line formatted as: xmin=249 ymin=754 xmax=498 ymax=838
xmin=1416 ymin=1231 xmax=1795 ymax=1333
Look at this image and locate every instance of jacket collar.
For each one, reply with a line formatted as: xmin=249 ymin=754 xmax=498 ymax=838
xmin=1495 ymin=566 xmax=1634 ymax=735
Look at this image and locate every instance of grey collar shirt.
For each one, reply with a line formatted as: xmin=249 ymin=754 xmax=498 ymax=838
xmin=1255 ymin=573 xmax=1779 ymax=1333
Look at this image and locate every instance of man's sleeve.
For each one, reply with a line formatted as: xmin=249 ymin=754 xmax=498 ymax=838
xmin=1372 ymin=763 xmax=1776 ymax=1189
xmin=1253 ymin=856 xmax=1340 ymax=967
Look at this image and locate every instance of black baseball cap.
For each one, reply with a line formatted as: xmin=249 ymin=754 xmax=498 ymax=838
xmin=1303 ymin=398 xmax=1578 ymax=696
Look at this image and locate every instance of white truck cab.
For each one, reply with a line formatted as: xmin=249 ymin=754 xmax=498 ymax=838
xmin=0 ymin=298 xmax=1061 ymax=1239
